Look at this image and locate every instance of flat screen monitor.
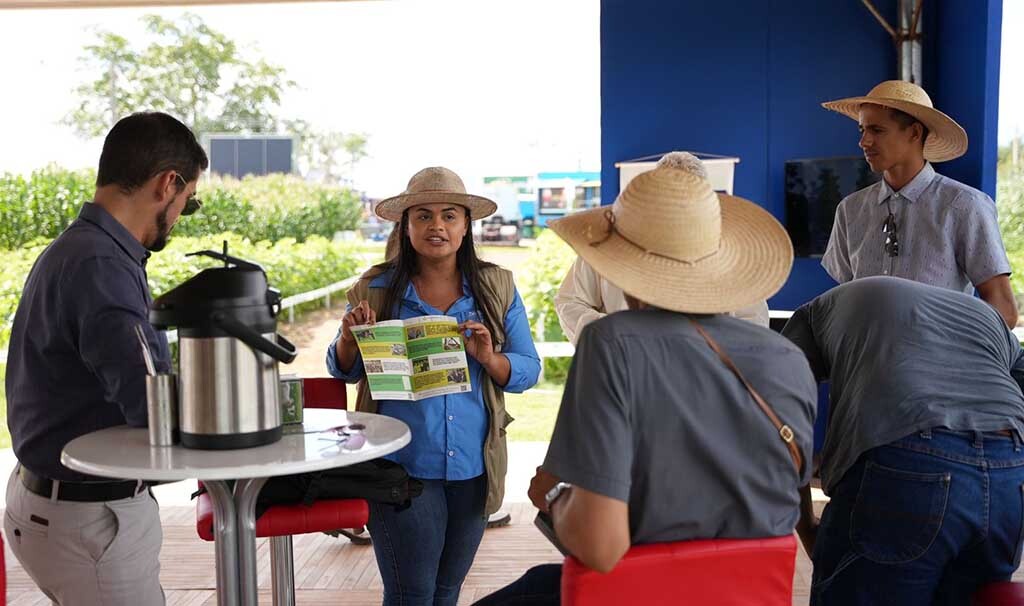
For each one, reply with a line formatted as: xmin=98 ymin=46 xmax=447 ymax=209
xmin=785 ymin=156 xmax=880 ymax=257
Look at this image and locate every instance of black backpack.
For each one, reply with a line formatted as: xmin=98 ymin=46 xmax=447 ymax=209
xmin=193 ymin=459 xmax=423 ymax=519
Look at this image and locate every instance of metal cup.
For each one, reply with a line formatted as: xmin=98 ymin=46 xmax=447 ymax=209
xmin=146 ymin=374 xmax=179 ymax=446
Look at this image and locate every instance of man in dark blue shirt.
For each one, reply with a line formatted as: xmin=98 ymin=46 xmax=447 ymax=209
xmin=4 ymin=112 xmax=207 ymax=605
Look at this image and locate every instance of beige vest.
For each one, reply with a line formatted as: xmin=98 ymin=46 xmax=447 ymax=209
xmin=347 ymin=264 xmax=517 ymax=515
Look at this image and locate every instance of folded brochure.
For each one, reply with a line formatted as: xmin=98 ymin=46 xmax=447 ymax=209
xmin=351 ymin=315 xmax=472 ymax=401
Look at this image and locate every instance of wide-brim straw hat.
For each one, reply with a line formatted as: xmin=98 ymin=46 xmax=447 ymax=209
xmin=549 ymin=166 xmax=793 ymax=314
xmin=376 ymin=166 xmax=497 ymax=222
xmin=822 ymin=80 xmax=968 ymax=163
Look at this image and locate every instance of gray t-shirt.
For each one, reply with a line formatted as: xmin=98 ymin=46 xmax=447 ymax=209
xmin=782 ymin=276 xmax=1024 ymax=494
xmin=543 ymin=310 xmax=817 ymax=544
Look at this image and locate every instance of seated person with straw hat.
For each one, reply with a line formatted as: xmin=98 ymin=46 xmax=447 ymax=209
xmin=473 ymin=160 xmax=818 ymax=605
xmin=554 ymin=152 xmax=769 ymax=344
xmin=783 ymin=277 xmax=1024 ymax=605
xmin=820 ymin=80 xmax=1016 ymax=327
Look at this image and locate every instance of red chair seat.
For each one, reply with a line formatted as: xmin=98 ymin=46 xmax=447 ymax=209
xmin=195 ymin=378 xmax=369 ymax=541
xmin=972 ymin=582 xmax=1024 ymax=606
xmin=1 ymin=531 xmax=6 ymax=605
xmin=196 ymin=491 xmax=368 ymax=541
xmin=561 ymin=535 xmax=797 ymax=606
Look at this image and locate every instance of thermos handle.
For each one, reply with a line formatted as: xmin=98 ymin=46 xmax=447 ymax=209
xmin=211 ymin=312 xmax=298 ymax=364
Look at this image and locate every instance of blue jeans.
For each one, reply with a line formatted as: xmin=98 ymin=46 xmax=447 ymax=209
xmin=367 ymin=474 xmax=488 ymax=606
xmin=812 ymin=430 xmax=1024 ymax=606
xmin=472 ymin=564 xmax=561 ymax=605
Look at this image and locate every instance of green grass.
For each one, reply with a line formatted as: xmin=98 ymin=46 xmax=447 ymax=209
xmin=345 ymin=379 xmax=564 ymax=443
xmin=504 ymin=380 xmax=564 ymax=442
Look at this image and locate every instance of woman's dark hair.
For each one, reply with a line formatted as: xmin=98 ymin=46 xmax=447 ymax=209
xmin=378 ymin=207 xmax=496 ymax=334
xmin=96 ymin=112 xmax=209 ymax=194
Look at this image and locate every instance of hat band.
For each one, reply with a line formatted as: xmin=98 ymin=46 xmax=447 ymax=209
xmin=590 ymin=208 xmax=719 ymax=266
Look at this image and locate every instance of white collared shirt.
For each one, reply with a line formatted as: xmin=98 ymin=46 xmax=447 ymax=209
xmin=554 ymin=257 xmax=770 ymax=345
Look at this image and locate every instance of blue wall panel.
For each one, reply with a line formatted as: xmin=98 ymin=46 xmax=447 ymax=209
xmin=600 ymin=0 xmax=771 ymax=217
xmin=600 ymin=0 xmax=1002 ymax=310
xmin=932 ymin=0 xmax=1003 ymax=198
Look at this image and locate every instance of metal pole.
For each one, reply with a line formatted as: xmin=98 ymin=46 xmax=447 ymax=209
xmin=861 ymin=0 xmax=896 ymax=37
xmin=898 ymin=0 xmax=924 ymax=85
xmin=205 ymin=480 xmax=240 ymax=606
xmin=235 ymin=477 xmax=270 ymax=606
xmin=270 ymin=535 xmax=296 ymax=606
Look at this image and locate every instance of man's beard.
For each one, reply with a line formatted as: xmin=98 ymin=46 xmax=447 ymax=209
xmin=147 ymin=200 xmax=175 ymax=252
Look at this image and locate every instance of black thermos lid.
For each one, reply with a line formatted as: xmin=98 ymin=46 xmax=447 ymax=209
xmin=149 ymin=249 xmax=281 ymax=337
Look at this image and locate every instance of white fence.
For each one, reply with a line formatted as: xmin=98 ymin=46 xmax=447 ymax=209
xmin=4 ymin=306 xmax=1018 ymax=367
xmin=0 ymin=272 xmax=576 ymax=363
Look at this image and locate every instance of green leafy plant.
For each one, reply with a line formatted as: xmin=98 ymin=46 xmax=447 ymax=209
xmin=0 ymin=167 xmax=95 ymax=249
xmin=0 ymin=168 xmax=362 ymax=249
xmin=0 ymin=233 xmax=362 ymax=350
xmin=998 ymin=170 xmax=1024 ymax=296
xmin=0 ymin=240 xmax=50 ymax=350
xmin=519 ymin=229 xmax=577 ymax=381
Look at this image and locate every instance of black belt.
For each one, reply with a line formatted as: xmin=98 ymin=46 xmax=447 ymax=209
xmin=18 ymin=465 xmax=148 ymax=502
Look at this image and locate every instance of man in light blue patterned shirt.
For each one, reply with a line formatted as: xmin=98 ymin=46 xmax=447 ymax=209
xmin=821 ymin=80 xmax=1016 ymax=326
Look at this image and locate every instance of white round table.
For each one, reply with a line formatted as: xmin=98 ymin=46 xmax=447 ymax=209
xmin=61 ymin=409 xmax=410 ymax=606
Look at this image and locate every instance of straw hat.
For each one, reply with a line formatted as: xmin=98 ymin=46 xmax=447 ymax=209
xmin=549 ymin=161 xmax=793 ymax=314
xmin=375 ymin=166 xmax=497 ymax=222
xmin=822 ymin=80 xmax=968 ymax=163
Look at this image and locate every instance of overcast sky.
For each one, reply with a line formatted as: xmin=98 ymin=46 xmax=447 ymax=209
xmin=1000 ymin=0 xmax=1023 ymax=144
xmin=0 ymin=0 xmax=1019 ymax=197
xmin=0 ymin=0 xmax=601 ymax=197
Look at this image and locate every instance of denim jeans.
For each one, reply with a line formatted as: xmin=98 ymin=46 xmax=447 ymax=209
xmin=472 ymin=564 xmax=562 ymax=605
xmin=367 ymin=474 xmax=488 ymax=606
xmin=812 ymin=429 xmax=1024 ymax=606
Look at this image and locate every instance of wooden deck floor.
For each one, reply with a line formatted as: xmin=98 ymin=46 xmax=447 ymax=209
xmin=2 ymin=502 xmax=817 ymax=605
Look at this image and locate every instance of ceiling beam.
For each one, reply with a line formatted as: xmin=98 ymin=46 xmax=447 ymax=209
xmin=1 ymin=0 xmax=370 ymax=9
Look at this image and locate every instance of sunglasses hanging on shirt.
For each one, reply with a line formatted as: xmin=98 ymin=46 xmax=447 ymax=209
xmin=883 ymin=199 xmax=900 ymax=258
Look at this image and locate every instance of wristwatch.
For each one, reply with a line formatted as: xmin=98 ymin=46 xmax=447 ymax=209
xmin=545 ymin=481 xmax=573 ymax=508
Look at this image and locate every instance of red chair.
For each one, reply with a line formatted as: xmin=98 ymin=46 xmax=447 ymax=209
xmin=972 ymin=582 xmax=1024 ymax=605
xmin=1 ymin=530 xmax=6 ymax=606
xmin=561 ymin=535 xmax=797 ymax=606
xmin=196 ymin=378 xmax=370 ymax=606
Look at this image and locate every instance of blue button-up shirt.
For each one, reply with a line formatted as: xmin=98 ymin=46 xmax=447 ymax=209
xmin=822 ymin=163 xmax=1011 ymax=292
xmin=5 ymin=203 xmax=171 ymax=481
xmin=326 ymin=270 xmax=540 ymax=480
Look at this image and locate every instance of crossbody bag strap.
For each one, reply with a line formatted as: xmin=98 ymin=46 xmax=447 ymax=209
xmin=688 ymin=317 xmax=803 ymax=474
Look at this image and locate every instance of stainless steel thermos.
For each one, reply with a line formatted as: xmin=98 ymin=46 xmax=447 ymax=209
xmin=150 ymin=249 xmax=297 ymax=450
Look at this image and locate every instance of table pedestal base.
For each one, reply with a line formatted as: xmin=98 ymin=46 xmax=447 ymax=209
xmin=205 ymin=477 xmax=269 ymax=606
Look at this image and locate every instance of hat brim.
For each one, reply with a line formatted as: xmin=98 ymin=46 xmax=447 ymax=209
xmin=375 ymin=191 xmax=497 ymax=222
xmin=549 ymin=195 xmax=793 ymax=314
xmin=822 ymin=96 xmax=968 ymax=163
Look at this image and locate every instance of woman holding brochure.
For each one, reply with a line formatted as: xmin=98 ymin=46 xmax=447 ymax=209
xmin=326 ymin=166 xmax=541 ymax=606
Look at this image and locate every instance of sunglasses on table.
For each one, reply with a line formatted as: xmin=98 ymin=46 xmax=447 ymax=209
xmin=317 ymin=423 xmax=367 ymax=450
xmin=173 ymin=173 xmax=203 ymax=216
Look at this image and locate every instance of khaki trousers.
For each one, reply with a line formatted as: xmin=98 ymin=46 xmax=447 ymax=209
xmin=3 ymin=467 xmax=164 ymax=606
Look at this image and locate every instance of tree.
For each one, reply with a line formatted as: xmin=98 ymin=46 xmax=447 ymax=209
xmin=286 ymin=119 xmax=369 ymax=185
xmin=63 ymin=13 xmax=294 ymax=138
